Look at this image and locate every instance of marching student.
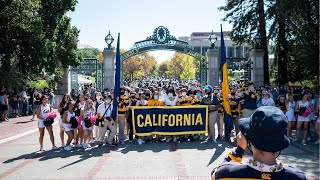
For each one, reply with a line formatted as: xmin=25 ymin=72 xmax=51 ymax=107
xmin=117 ymin=87 xmax=129 ymax=143
xmin=32 ymin=89 xmax=42 ymax=121
xmin=200 ymin=85 xmax=220 ymax=143
xmin=74 ymin=93 xmax=85 ymax=147
xmin=215 ymin=86 xmax=224 ymax=140
xmin=191 ymin=87 xmax=203 ymax=106
xmin=61 ymin=101 xmax=76 ymax=151
xmin=137 ymin=94 xmax=148 ymax=144
xmin=96 ymin=94 xmax=117 ymax=146
xmin=295 ymin=93 xmax=313 ymax=145
xmin=81 ymin=99 xmax=95 ymax=149
xmin=286 ymin=94 xmax=296 ymax=141
xmin=164 ymin=86 xmax=178 ymax=143
xmin=261 ymin=91 xmax=275 ymax=106
xmin=147 ymin=91 xmax=164 ymax=142
xmin=242 ymin=82 xmax=257 ymax=118
xmin=92 ymin=92 xmax=103 ymax=143
xmin=177 ymin=88 xmax=193 ymax=141
xmin=229 ymin=90 xmax=241 ymax=139
xmin=127 ymin=91 xmax=139 ymax=142
xmin=36 ymin=96 xmax=57 ymax=151
xmin=187 ymin=82 xmax=197 ymax=98
xmin=57 ymin=94 xmax=71 ymax=147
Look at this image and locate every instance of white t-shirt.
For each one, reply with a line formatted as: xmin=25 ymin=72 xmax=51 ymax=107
xmin=261 ymin=98 xmax=275 ymax=106
xmin=164 ymin=94 xmax=178 ymax=106
xmin=97 ymin=102 xmax=113 ymax=118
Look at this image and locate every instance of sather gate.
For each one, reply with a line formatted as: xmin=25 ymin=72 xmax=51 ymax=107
xmin=119 ymin=26 xmax=208 ymax=85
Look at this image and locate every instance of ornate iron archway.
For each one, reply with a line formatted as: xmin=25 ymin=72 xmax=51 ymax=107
xmin=70 ymin=58 xmax=104 ymax=92
xmin=120 ymin=26 xmax=207 ymax=85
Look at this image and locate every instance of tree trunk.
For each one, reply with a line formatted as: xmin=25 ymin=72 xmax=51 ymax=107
xmin=277 ymin=8 xmax=288 ymax=86
xmin=257 ymin=0 xmax=269 ymax=85
xmin=57 ymin=67 xmax=69 ymax=95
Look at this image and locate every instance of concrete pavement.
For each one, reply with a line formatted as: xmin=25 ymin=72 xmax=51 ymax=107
xmin=0 ymin=115 xmax=319 ymax=180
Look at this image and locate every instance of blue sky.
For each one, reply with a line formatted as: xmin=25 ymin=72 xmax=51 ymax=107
xmin=68 ymin=0 xmax=232 ymax=62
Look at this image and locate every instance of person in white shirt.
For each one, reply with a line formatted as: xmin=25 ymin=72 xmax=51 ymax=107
xmin=261 ymin=91 xmax=275 ymax=106
xmin=164 ymin=86 xmax=178 ymax=107
xmin=96 ymin=95 xmax=117 ymax=146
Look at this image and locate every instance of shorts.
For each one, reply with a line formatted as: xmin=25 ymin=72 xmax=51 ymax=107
xmin=33 ymin=104 xmax=40 ymax=112
xmin=38 ymin=120 xmax=45 ymax=128
xmin=11 ymin=102 xmax=19 ymax=109
xmin=1 ymin=104 xmax=8 ymax=111
xmin=62 ymin=123 xmax=73 ymax=132
xmin=82 ymin=122 xmax=93 ymax=130
xmin=286 ymin=112 xmax=295 ymax=121
xmin=297 ymin=115 xmax=310 ymax=122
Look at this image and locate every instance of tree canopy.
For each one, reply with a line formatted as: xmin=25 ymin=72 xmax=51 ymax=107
xmin=0 ymin=0 xmax=81 ymax=89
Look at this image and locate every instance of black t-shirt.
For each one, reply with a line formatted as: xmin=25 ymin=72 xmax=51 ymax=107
xmin=34 ymin=94 xmax=41 ymax=105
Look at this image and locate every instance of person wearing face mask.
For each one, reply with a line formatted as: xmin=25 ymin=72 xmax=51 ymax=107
xmin=191 ymin=88 xmax=203 ymax=106
xmin=96 ymin=95 xmax=117 ymax=147
xmin=177 ymin=88 xmax=192 ymax=106
xmin=92 ymin=92 xmax=103 ymax=143
xmin=187 ymin=82 xmax=197 ymax=98
xmin=127 ymin=92 xmax=139 ymax=142
xmin=261 ymin=91 xmax=275 ymax=106
xmin=116 ymin=87 xmax=129 ymax=144
xmin=164 ymin=86 xmax=178 ymax=107
xmin=242 ymin=82 xmax=258 ymax=118
xmin=215 ymin=86 xmax=224 ymax=140
xmin=211 ymin=106 xmax=306 ymax=180
xmin=229 ymin=90 xmax=241 ymax=139
xmin=148 ymin=91 xmax=163 ymax=106
xmin=200 ymin=85 xmax=220 ymax=143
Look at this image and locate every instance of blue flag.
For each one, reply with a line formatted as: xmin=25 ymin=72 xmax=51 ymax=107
xmin=113 ymin=33 xmax=120 ymax=119
xmin=220 ymin=25 xmax=233 ymax=138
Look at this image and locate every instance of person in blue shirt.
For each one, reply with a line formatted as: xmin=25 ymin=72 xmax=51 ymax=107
xmin=242 ymin=82 xmax=257 ymax=118
xmin=200 ymin=85 xmax=220 ymax=143
xmin=211 ymin=106 xmax=307 ymax=180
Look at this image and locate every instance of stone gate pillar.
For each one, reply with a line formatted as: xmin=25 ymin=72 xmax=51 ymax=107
xmin=206 ymin=48 xmax=219 ymax=86
xmin=103 ymin=49 xmax=115 ymax=91
xmin=250 ymin=49 xmax=265 ymax=87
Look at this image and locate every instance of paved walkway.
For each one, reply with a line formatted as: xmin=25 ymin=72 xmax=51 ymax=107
xmin=0 ymin=115 xmax=319 ymax=180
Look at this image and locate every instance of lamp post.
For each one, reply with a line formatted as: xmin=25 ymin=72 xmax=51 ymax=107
xmin=105 ymin=31 xmax=114 ymax=49
xmin=208 ymin=30 xmax=217 ymax=49
xmin=254 ymin=33 xmax=262 ymax=49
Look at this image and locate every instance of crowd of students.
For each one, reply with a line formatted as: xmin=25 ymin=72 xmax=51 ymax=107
xmin=2 ymin=77 xmax=318 ymax=151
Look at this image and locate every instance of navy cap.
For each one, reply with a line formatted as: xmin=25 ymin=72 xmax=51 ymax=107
xmin=239 ymin=106 xmax=290 ymax=152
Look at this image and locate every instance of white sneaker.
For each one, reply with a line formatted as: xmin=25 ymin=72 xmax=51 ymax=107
xmin=40 ymin=146 xmax=44 ymax=151
xmin=307 ymin=137 xmax=311 ymax=141
xmin=75 ymin=143 xmax=82 ymax=148
xmin=137 ymin=139 xmax=143 ymax=145
xmin=61 ymin=143 xmax=65 ymax=148
xmin=173 ymin=137 xmax=177 ymax=143
xmin=87 ymin=143 xmax=91 ymax=148
xmin=52 ymin=146 xmax=58 ymax=150
xmin=82 ymin=143 xmax=87 ymax=149
xmin=314 ymin=140 xmax=319 ymax=145
xmin=166 ymin=138 xmax=172 ymax=143
xmin=64 ymin=145 xmax=72 ymax=151
xmin=213 ymin=139 xmax=217 ymax=144
xmin=302 ymin=139 xmax=306 ymax=145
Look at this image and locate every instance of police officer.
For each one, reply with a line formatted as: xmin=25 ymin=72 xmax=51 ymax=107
xmin=211 ymin=106 xmax=307 ymax=180
xmin=242 ymin=82 xmax=257 ymax=118
xmin=200 ymin=85 xmax=220 ymax=143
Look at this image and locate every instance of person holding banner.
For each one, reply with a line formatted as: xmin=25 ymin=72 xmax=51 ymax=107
xmin=127 ymin=91 xmax=139 ymax=142
xmin=201 ymin=85 xmax=220 ymax=143
xmin=164 ymin=86 xmax=178 ymax=143
xmin=117 ymin=87 xmax=129 ymax=144
xmin=177 ymin=88 xmax=194 ymax=141
xmin=191 ymin=87 xmax=203 ymax=106
xmin=215 ymin=86 xmax=224 ymax=140
xmin=187 ymin=82 xmax=197 ymax=98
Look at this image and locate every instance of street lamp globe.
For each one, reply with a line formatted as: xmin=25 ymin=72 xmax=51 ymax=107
xmin=254 ymin=33 xmax=262 ymax=49
xmin=208 ymin=31 xmax=217 ymax=49
xmin=105 ymin=31 xmax=114 ymax=49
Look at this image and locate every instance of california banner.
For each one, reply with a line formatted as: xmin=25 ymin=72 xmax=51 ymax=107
xmin=132 ymin=106 xmax=208 ymax=136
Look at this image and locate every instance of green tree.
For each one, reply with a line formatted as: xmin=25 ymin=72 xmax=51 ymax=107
xmin=157 ymin=61 xmax=169 ymax=77
xmin=180 ymin=56 xmax=196 ymax=82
